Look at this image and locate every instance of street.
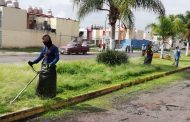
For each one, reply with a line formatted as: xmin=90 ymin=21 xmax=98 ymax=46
xmin=0 ymin=52 xmax=141 ymax=63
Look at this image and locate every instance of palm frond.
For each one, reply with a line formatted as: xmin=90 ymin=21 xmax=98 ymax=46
xmin=72 ymin=0 xmax=106 ymax=19
xmin=120 ymin=9 xmax=135 ymax=29
xmin=145 ymin=23 xmax=157 ymax=30
xmin=132 ymin=0 xmax=165 ymax=16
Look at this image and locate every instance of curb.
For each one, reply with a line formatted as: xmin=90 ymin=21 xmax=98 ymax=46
xmin=1 ymin=66 xmax=190 ymax=122
xmin=0 ymin=52 xmax=40 ymax=56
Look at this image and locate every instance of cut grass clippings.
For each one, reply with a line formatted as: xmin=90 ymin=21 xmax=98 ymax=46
xmin=0 ymin=55 xmax=189 ymax=115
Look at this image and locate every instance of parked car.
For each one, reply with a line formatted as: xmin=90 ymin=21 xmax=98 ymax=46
xmin=59 ymin=42 xmax=89 ymax=55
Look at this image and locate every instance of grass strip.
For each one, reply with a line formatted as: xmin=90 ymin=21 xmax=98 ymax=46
xmin=0 ymin=55 xmax=189 ymax=115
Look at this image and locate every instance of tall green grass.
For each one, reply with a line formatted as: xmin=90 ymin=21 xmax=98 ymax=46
xmin=0 ymin=55 xmax=189 ymax=114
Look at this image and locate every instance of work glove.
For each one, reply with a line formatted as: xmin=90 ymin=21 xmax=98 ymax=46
xmin=28 ymin=61 xmax=34 ymax=67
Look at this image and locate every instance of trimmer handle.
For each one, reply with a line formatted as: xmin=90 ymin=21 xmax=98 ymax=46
xmin=28 ymin=62 xmax=40 ymax=74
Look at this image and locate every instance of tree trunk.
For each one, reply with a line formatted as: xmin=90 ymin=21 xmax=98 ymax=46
xmin=160 ymin=43 xmax=164 ymax=59
xmin=186 ymin=41 xmax=189 ymax=56
xmin=160 ymin=39 xmax=165 ymax=59
xmin=110 ymin=24 xmax=116 ymax=50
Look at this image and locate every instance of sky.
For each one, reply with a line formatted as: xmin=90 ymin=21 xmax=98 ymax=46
xmin=19 ymin=0 xmax=190 ymax=30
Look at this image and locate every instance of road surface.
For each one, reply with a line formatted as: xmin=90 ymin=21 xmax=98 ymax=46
xmin=0 ymin=52 xmax=141 ymax=63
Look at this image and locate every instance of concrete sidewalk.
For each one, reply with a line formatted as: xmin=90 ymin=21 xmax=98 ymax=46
xmin=0 ymin=51 xmax=40 ymax=56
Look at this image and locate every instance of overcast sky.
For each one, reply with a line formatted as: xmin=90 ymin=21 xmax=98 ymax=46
xmin=19 ymin=0 xmax=190 ymax=30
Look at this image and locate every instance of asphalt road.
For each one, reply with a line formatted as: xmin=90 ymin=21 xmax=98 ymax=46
xmin=0 ymin=52 xmax=141 ymax=63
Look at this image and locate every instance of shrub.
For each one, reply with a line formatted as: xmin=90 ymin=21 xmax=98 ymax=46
xmin=96 ymin=50 xmax=129 ymax=66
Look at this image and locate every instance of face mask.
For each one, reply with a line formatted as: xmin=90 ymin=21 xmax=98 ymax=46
xmin=43 ymin=41 xmax=52 ymax=48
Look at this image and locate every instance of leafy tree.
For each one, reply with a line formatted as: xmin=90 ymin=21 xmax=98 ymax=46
xmin=146 ymin=16 xmax=175 ymax=44
xmin=146 ymin=16 xmax=177 ymax=58
xmin=174 ymin=11 xmax=190 ymax=55
xmin=184 ymin=20 xmax=190 ymax=41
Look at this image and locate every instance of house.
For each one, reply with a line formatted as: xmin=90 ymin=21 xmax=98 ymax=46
xmin=80 ymin=25 xmax=151 ymax=49
xmin=0 ymin=1 xmax=79 ymax=48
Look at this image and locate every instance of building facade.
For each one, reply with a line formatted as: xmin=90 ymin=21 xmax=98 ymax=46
xmin=0 ymin=5 xmax=79 ymax=48
xmin=81 ymin=25 xmax=151 ymax=49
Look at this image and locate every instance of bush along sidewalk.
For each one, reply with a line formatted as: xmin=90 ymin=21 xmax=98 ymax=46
xmin=97 ymin=50 xmax=129 ymax=66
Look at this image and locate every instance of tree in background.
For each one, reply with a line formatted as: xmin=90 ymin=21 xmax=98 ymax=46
xmin=146 ymin=16 xmax=175 ymax=58
xmin=175 ymin=11 xmax=190 ymax=56
xmin=171 ymin=18 xmax=185 ymax=47
xmin=184 ymin=20 xmax=190 ymax=55
xmin=72 ymin=0 xmax=165 ymax=50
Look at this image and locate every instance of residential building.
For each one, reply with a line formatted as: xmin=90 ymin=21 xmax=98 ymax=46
xmin=81 ymin=25 xmax=151 ymax=49
xmin=0 ymin=1 xmax=79 ymax=48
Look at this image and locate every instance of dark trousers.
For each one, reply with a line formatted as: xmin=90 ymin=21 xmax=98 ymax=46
xmin=36 ymin=64 xmax=57 ymax=98
xmin=144 ymin=56 xmax=153 ymax=64
xmin=175 ymin=58 xmax=179 ymax=67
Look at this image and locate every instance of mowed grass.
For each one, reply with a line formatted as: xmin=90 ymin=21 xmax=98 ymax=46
xmin=0 ymin=55 xmax=189 ymax=115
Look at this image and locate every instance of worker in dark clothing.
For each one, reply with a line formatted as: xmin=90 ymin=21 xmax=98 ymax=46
xmin=28 ymin=34 xmax=59 ymax=98
xmin=144 ymin=44 xmax=153 ymax=64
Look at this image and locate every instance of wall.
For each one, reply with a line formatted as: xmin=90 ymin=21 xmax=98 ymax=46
xmin=122 ymin=39 xmax=131 ymax=49
xmin=56 ymin=18 xmax=79 ymax=37
xmin=56 ymin=18 xmax=79 ymax=46
xmin=122 ymin=39 xmax=150 ymax=49
xmin=0 ymin=7 xmax=79 ymax=48
xmin=131 ymin=39 xmax=150 ymax=49
xmin=50 ymin=18 xmax=57 ymax=29
xmin=1 ymin=29 xmax=59 ymax=48
xmin=1 ymin=7 xmax=27 ymax=30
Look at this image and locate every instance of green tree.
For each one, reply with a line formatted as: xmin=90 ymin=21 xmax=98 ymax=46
xmin=73 ymin=0 xmax=165 ymax=49
xmin=185 ymin=20 xmax=190 ymax=41
xmin=183 ymin=12 xmax=190 ymax=42
xmin=146 ymin=16 xmax=175 ymax=44
xmin=146 ymin=16 xmax=176 ymax=58
xmin=175 ymin=11 xmax=190 ymax=55
xmin=171 ymin=18 xmax=185 ymax=48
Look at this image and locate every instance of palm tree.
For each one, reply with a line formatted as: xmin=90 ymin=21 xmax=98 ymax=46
xmin=184 ymin=20 xmax=190 ymax=55
xmin=185 ymin=21 xmax=190 ymax=41
xmin=146 ymin=16 xmax=176 ymax=58
xmin=165 ymin=16 xmax=185 ymax=47
xmin=175 ymin=11 xmax=190 ymax=55
xmin=72 ymin=0 xmax=165 ymax=49
xmin=146 ymin=16 xmax=175 ymax=44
